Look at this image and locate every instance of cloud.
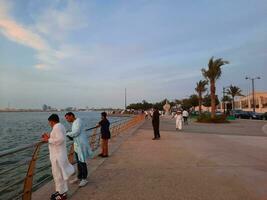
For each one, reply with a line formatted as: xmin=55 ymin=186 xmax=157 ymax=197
xmin=34 ymin=0 xmax=88 ymax=39
xmin=0 ymin=0 xmax=89 ymax=71
xmin=0 ymin=0 xmax=54 ymax=70
xmin=0 ymin=2 xmax=49 ymax=51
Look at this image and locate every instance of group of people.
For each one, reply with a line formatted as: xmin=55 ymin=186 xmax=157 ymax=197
xmin=149 ymin=108 xmax=189 ymax=140
xmin=174 ymin=109 xmax=189 ymax=131
xmin=41 ymin=108 xmax=189 ymax=199
xmin=41 ymin=112 xmax=111 ymax=200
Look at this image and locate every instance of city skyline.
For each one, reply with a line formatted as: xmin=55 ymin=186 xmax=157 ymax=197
xmin=0 ymin=0 xmax=267 ymax=109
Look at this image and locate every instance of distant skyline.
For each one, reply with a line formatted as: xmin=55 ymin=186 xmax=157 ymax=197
xmin=0 ymin=0 xmax=267 ymax=109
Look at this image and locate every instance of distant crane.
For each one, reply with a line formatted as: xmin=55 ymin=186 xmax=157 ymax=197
xmin=125 ymin=88 xmax=127 ymax=110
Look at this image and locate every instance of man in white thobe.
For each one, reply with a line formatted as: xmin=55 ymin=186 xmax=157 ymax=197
xmin=42 ymin=114 xmax=74 ymax=200
xmin=182 ymin=110 xmax=189 ymax=125
xmin=175 ymin=111 xmax=183 ymax=131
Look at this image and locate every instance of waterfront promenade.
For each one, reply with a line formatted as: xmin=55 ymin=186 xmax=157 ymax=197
xmin=34 ymin=118 xmax=267 ymax=200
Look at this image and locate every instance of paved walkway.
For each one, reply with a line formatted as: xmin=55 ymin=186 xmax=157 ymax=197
xmin=70 ymin=119 xmax=267 ymax=200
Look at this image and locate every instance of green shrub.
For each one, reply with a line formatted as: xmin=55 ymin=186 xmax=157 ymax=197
xmin=197 ymin=113 xmax=229 ymax=123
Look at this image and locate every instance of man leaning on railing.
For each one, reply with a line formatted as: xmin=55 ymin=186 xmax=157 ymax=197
xmin=42 ymin=114 xmax=75 ymax=200
xmin=65 ymin=112 xmax=94 ymax=188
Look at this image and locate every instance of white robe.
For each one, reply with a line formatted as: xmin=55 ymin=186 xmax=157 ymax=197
xmin=48 ymin=123 xmax=75 ymax=193
xmin=175 ymin=114 xmax=183 ymax=130
xmin=182 ymin=110 xmax=189 ymax=117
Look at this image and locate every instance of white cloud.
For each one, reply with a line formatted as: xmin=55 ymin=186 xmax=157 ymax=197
xmin=0 ymin=0 xmax=89 ymax=71
xmin=35 ymin=0 xmax=88 ymax=38
xmin=0 ymin=1 xmax=49 ymax=51
xmin=35 ymin=63 xmax=49 ymax=70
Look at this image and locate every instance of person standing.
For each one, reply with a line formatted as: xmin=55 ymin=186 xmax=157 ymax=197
xmin=96 ymin=112 xmax=111 ymax=157
xmin=65 ymin=112 xmax=92 ymax=187
xmin=42 ymin=114 xmax=74 ymax=200
xmin=144 ymin=110 xmax=149 ymax=119
xmin=152 ymin=107 xmax=160 ymax=140
xmin=175 ymin=111 xmax=183 ymax=131
xmin=182 ymin=110 xmax=189 ymax=125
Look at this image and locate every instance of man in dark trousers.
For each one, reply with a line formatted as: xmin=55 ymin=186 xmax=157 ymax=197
xmin=152 ymin=107 xmax=161 ymax=140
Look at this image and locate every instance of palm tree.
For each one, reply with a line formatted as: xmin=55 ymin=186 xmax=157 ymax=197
xmin=226 ymin=85 xmax=243 ymax=111
xmin=202 ymin=57 xmax=229 ymax=119
xmin=221 ymin=95 xmax=232 ymax=113
xmin=195 ymin=80 xmax=208 ymax=113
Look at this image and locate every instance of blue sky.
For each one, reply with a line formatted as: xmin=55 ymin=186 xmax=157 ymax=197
xmin=0 ymin=0 xmax=266 ymax=109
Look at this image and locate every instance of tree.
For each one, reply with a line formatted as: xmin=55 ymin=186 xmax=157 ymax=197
xmin=221 ymin=95 xmax=231 ymax=102
xmin=221 ymin=95 xmax=232 ymax=112
xmin=142 ymin=100 xmax=153 ymax=110
xmin=226 ymin=85 xmax=243 ymax=111
xmin=181 ymin=98 xmax=192 ymax=110
xmin=180 ymin=95 xmax=198 ymax=111
xmin=189 ymin=94 xmax=199 ymax=110
xmin=195 ymin=80 xmax=208 ymax=113
xmin=203 ymin=94 xmax=220 ymax=108
xmin=201 ymin=57 xmax=229 ymax=118
xmin=127 ymin=100 xmax=153 ymax=110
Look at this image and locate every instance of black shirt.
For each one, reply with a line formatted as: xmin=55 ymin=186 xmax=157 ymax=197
xmin=99 ymin=119 xmax=111 ymax=139
xmin=152 ymin=110 xmax=160 ymax=127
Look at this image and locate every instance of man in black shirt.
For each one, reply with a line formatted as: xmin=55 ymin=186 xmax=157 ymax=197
xmin=152 ymin=107 xmax=160 ymax=140
xmin=96 ymin=112 xmax=111 ymax=157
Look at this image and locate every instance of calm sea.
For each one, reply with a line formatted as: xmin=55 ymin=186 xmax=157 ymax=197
xmin=0 ymin=111 xmax=117 ymax=151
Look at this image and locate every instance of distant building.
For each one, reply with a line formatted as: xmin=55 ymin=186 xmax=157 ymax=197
xmin=195 ymin=91 xmax=267 ymax=113
xmin=42 ymin=104 xmax=48 ymax=111
xmin=234 ymin=92 xmax=267 ymax=113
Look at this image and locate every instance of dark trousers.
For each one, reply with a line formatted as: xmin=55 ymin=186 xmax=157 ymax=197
xmin=153 ymin=125 xmax=160 ymax=138
xmin=183 ymin=117 xmax=188 ymax=124
xmin=75 ymin=153 xmax=88 ymax=180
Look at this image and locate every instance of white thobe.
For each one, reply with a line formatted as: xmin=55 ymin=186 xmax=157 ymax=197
xmin=175 ymin=114 xmax=183 ymax=130
xmin=182 ymin=110 xmax=189 ymax=117
xmin=48 ymin=123 xmax=75 ymax=194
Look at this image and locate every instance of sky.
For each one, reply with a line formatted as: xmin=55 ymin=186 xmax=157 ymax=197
xmin=0 ymin=0 xmax=267 ymax=109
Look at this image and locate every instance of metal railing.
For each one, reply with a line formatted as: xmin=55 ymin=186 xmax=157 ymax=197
xmin=0 ymin=114 xmax=145 ymax=200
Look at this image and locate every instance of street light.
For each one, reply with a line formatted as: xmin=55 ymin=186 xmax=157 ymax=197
xmin=245 ymin=76 xmax=261 ymax=112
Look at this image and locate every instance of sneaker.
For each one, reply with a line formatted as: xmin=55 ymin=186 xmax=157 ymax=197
xmin=50 ymin=192 xmax=59 ymax=200
xmin=59 ymin=193 xmax=67 ymax=200
xmin=54 ymin=193 xmax=67 ymax=200
xmin=69 ymin=177 xmax=79 ymax=184
xmin=79 ymin=179 xmax=88 ymax=187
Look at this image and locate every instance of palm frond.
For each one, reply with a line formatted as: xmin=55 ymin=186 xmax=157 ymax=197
xmin=195 ymin=80 xmax=208 ymax=94
xmin=203 ymin=57 xmax=229 ymax=81
xmin=226 ymin=85 xmax=243 ymax=98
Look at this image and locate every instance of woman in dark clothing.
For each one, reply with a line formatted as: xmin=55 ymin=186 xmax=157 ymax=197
xmin=97 ymin=112 xmax=111 ymax=157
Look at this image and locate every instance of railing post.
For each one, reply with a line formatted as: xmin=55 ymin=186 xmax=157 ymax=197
xmin=110 ymin=126 xmax=115 ymax=137
xmin=89 ymin=128 xmax=99 ymax=151
xmin=22 ymin=142 xmax=42 ymax=200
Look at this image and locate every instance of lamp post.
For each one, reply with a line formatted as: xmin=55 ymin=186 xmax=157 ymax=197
xmin=245 ymin=76 xmax=260 ymax=112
